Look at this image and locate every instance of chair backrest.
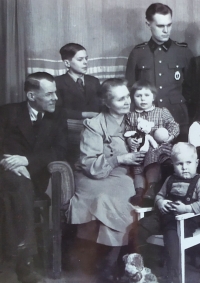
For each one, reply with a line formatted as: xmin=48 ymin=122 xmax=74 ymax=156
xmin=48 ymin=161 xmax=75 ymax=210
xmin=67 ymin=119 xmax=84 ymax=168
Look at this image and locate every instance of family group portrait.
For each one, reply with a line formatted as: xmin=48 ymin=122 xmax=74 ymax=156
xmin=1 ymin=0 xmax=200 ymax=283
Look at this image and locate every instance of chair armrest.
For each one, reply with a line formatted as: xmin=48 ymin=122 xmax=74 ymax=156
xmin=48 ymin=161 xmax=75 ymax=208
xmin=133 ymin=206 xmax=154 ymax=220
xmin=133 ymin=206 xmax=154 ymax=213
xmin=176 ymin=212 xmax=200 ymax=221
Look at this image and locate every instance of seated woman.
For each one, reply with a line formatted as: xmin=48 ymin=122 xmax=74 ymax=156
xmin=68 ymin=78 xmax=145 ymax=279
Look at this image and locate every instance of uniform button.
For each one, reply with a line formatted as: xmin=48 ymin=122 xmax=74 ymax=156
xmin=159 ymin=48 xmax=162 ymax=51
xmin=181 ymin=100 xmax=183 ymax=102
xmin=176 ymin=65 xmax=179 ymax=68
xmin=142 ymin=66 xmax=145 ymax=69
xmin=160 ymin=99 xmax=163 ymax=102
xmin=159 ymin=60 xmax=162 ymax=63
xmin=159 ymin=73 xmax=162 ymax=76
xmin=159 ymin=86 xmax=163 ymax=89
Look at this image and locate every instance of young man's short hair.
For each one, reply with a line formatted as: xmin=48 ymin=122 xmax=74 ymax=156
xmin=59 ymin=43 xmax=86 ymax=61
xmin=146 ymin=3 xmax=172 ymax=22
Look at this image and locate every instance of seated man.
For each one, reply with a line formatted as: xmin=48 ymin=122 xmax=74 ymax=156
xmin=0 ymin=72 xmax=68 ymax=283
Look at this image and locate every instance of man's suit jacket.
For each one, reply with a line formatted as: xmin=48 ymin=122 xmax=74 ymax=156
xmin=0 ymin=101 xmax=68 ymax=194
xmin=55 ymin=73 xmax=101 ymax=119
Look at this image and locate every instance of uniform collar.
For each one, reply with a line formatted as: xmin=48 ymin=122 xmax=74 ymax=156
xmin=148 ymin=38 xmax=172 ymax=53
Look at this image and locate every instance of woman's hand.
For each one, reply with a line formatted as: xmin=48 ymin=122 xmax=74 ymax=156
xmin=117 ymin=151 xmax=145 ymax=165
xmin=127 ymin=137 xmax=140 ymax=151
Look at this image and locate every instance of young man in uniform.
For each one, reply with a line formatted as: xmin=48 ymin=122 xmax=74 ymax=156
xmin=125 ymin=3 xmax=193 ymax=141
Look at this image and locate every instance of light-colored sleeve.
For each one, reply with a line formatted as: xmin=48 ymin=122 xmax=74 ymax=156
xmin=188 ymin=122 xmax=200 ymax=147
xmin=78 ymin=119 xmax=119 ymax=179
xmin=190 ymin=178 xmax=200 ymax=214
xmin=162 ymin=108 xmax=180 ymax=138
xmin=155 ymin=177 xmax=170 ymax=207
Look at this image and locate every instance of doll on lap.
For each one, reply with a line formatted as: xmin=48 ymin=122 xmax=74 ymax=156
xmin=125 ymin=80 xmax=180 ymax=206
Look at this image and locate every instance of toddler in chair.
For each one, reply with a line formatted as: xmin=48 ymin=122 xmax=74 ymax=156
xmin=129 ymin=142 xmax=200 ymax=283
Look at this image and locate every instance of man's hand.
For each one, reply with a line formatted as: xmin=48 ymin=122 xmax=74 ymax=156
xmin=10 ymin=166 xmax=31 ymax=179
xmin=0 ymin=154 xmax=29 ymax=170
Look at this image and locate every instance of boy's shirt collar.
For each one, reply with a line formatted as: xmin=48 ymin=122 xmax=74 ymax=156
xmin=67 ymin=71 xmax=85 ymax=85
xmin=135 ymin=105 xmax=155 ymax=113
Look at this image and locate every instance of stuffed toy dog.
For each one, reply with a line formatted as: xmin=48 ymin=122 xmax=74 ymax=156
xmin=123 ymin=253 xmax=158 ymax=283
xmin=124 ymin=117 xmax=158 ymax=152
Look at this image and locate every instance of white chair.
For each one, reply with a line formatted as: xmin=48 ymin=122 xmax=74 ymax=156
xmin=133 ymin=206 xmax=200 ymax=283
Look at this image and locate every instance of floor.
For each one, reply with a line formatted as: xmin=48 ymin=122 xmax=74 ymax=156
xmin=1 ymin=226 xmax=200 ymax=283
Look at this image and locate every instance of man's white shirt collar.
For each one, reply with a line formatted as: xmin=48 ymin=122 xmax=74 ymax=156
xmin=68 ymin=72 xmax=85 ymax=84
xmin=27 ymin=103 xmax=44 ymax=122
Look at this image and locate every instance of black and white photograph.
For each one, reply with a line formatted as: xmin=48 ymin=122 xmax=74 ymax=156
xmin=1 ymin=1 xmax=200 ymax=283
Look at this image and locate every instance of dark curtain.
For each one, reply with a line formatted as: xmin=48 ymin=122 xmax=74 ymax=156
xmin=0 ymin=0 xmax=27 ymax=105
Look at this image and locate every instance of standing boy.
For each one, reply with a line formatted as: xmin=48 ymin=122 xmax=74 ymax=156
xmin=55 ymin=43 xmax=101 ymax=119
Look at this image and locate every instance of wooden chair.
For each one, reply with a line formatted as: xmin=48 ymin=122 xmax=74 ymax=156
xmin=47 ymin=161 xmax=75 ymax=279
xmin=133 ymin=206 xmax=200 ymax=283
xmin=45 ymin=119 xmax=83 ymax=278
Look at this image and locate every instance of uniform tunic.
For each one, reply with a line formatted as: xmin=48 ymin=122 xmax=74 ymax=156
xmin=125 ymin=38 xmax=193 ymax=127
xmin=68 ymin=112 xmax=135 ymax=246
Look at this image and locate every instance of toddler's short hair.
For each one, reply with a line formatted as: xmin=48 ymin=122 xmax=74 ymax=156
xmin=171 ymin=142 xmax=197 ymax=160
xmin=59 ymin=43 xmax=86 ymax=60
xmin=130 ymin=80 xmax=157 ymax=99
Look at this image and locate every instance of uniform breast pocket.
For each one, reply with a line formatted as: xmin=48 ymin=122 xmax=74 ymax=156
xmin=137 ymin=64 xmax=151 ymax=81
xmin=168 ymin=63 xmax=184 ymax=84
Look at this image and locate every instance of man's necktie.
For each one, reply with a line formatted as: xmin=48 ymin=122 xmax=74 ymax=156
xmin=76 ymin=78 xmax=85 ymax=94
xmin=33 ymin=112 xmax=43 ymax=127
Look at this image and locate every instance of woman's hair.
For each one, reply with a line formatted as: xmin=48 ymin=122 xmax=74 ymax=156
xmin=146 ymin=3 xmax=172 ymax=22
xmin=99 ymin=78 xmax=128 ymax=106
xmin=59 ymin=43 xmax=86 ymax=60
xmin=130 ymin=80 xmax=157 ymax=99
xmin=171 ymin=142 xmax=197 ymax=161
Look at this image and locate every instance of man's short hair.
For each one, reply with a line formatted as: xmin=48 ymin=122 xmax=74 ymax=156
xmin=171 ymin=142 xmax=197 ymax=160
xmin=146 ymin=3 xmax=172 ymax=22
xmin=59 ymin=43 xmax=86 ymax=61
xmin=24 ymin=72 xmax=54 ymax=93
